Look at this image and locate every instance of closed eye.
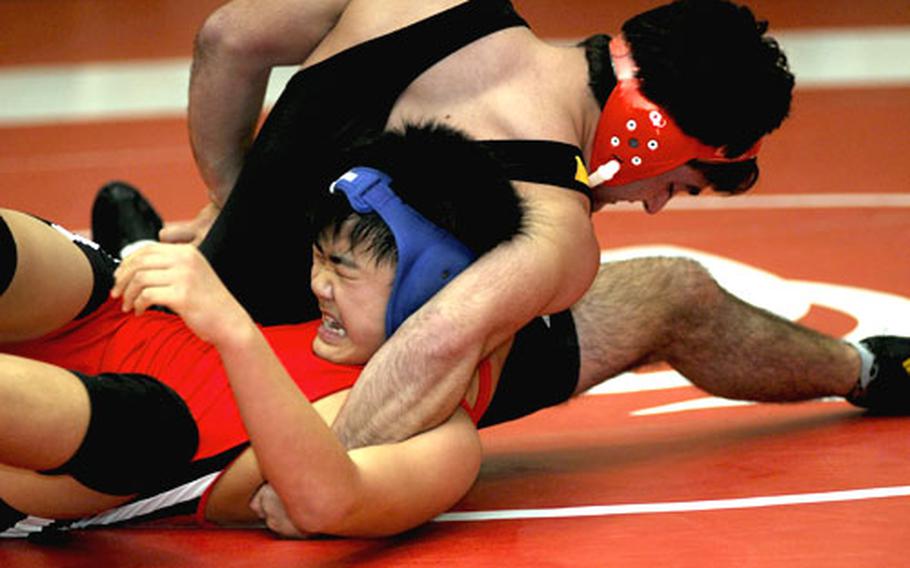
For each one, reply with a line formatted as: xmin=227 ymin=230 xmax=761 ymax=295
xmin=329 ymin=253 xmax=359 ymax=270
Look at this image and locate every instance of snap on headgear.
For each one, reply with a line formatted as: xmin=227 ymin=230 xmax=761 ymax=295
xmin=589 ymin=36 xmax=761 ymax=187
xmin=329 ymin=167 xmax=475 ymax=337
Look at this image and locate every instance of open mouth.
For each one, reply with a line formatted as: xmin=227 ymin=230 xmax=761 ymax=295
xmin=321 ymin=313 xmax=347 ymax=338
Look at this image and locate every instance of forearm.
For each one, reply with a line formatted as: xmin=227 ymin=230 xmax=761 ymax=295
xmin=188 ymin=43 xmax=268 ymax=205
xmin=189 ymin=0 xmax=350 ymax=203
xmin=253 ymin=411 xmax=482 ymax=538
xmin=333 ymin=191 xmax=600 ymax=448
xmin=215 ymin=324 xmax=360 ymax=528
xmin=332 ymin=301 xmax=482 ymax=448
xmin=326 ymin=411 xmax=482 ymax=537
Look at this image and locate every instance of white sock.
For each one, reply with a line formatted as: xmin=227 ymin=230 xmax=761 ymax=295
xmin=851 ymin=341 xmax=877 ymax=389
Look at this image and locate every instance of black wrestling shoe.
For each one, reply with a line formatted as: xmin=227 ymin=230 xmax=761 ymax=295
xmin=847 ymin=336 xmax=910 ymax=414
xmin=91 ymin=181 xmax=162 ymax=257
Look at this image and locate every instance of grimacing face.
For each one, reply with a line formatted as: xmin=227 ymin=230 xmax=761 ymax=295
xmin=310 ymin=222 xmax=395 ymax=365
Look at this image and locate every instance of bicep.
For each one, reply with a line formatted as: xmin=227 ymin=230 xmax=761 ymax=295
xmin=421 ymin=184 xmax=598 ymax=353
xmin=327 ymin=409 xmax=482 ymax=537
xmin=515 ymin=183 xmax=599 ymax=313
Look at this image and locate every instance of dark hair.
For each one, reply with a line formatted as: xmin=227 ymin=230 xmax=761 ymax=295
xmin=690 ymin=158 xmax=758 ymax=194
xmin=315 ymin=123 xmax=525 ymax=265
xmin=579 ymin=34 xmax=616 ymax=109
xmin=622 ymin=0 xmax=794 ymax=158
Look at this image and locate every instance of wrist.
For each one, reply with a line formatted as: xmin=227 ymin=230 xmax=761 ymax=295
xmin=211 ymin=313 xmax=260 ymax=352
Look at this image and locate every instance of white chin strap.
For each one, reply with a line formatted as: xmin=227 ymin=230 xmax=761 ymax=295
xmin=588 ymin=159 xmax=621 ymax=187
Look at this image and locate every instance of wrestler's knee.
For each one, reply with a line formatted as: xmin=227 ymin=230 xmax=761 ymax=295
xmin=660 ymin=256 xmax=719 ymax=297
xmin=598 ymin=256 xmax=720 ymax=324
xmin=41 ymin=371 xmax=200 ymax=496
xmin=645 ymin=256 xmax=726 ymax=325
xmin=608 ymin=255 xmax=718 ymax=301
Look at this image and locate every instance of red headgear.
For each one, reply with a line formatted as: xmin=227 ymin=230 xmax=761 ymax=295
xmin=588 ymin=36 xmax=761 ymax=187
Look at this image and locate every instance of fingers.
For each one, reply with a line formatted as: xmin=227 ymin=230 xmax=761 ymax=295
xmin=112 ymin=243 xmax=193 ymax=314
xmin=159 ymin=224 xmax=197 ymax=244
xmin=113 ymin=246 xmax=164 ymax=298
xmin=160 ymin=202 xmax=220 ymax=244
xmin=249 ymin=483 xmax=278 ymax=520
xmin=250 ymin=484 xmax=306 ymax=538
xmin=249 ymin=487 xmax=265 ymax=517
xmin=119 ymin=269 xmax=176 ymax=315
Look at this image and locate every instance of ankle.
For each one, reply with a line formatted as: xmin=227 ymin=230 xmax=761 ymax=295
xmin=851 ymin=340 xmax=877 ymax=390
xmin=833 ymin=341 xmax=869 ymax=398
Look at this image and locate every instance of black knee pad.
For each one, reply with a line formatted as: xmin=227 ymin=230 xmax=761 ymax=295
xmin=0 ymin=497 xmax=26 ymax=533
xmin=41 ymin=371 xmax=200 ymax=496
xmin=0 ymin=214 xmax=17 ymax=296
xmin=30 ymin=217 xmax=119 ymax=318
xmin=68 ymin=237 xmax=119 ymax=319
xmin=45 ymin=222 xmax=120 ymax=319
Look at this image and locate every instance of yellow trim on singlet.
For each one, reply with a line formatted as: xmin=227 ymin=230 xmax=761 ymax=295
xmin=574 ymin=156 xmax=590 ymax=186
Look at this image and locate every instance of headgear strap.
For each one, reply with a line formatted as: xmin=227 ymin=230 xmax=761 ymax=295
xmin=329 ymin=167 xmax=475 ymax=337
xmin=588 ymin=36 xmax=761 ymax=187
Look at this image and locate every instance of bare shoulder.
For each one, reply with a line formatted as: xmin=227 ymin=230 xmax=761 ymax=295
xmin=305 ymin=0 xmax=467 ymax=67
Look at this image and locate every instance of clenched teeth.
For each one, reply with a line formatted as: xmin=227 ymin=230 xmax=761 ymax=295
xmin=323 ymin=314 xmax=347 ymax=337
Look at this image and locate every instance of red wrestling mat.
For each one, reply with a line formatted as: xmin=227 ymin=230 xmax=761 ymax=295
xmin=2 ymin=393 xmax=908 ymax=567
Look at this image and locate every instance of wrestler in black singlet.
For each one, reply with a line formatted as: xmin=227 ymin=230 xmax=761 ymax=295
xmin=200 ymin=0 xmax=615 ymax=425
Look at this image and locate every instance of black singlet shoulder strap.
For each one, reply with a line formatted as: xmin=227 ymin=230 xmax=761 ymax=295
xmin=291 ymin=0 xmax=528 ymax=98
xmin=478 ymin=140 xmax=593 ymax=204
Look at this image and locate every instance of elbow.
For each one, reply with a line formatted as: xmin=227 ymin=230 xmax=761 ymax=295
xmin=194 ymin=6 xmax=273 ymax=70
xmin=542 ymin=216 xmax=600 ymax=313
xmin=519 ymin=194 xmax=601 ymax=314
xmin=285 ymin=489 xmax=359 ymax=536
xmin=567 ymin=224 xmax=601 ymax=304
xmin=280 ymin=464 xmax=365 ymax=535
xmin=194 ymin=9 xmax=241 ymax=62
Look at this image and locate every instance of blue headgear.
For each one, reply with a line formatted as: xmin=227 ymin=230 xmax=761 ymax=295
xmin=329 ymin=167 xmax=476 ymax=337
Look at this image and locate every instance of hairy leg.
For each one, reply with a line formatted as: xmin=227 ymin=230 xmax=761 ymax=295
xmin=0 ymin=354 xmax=89 ymax=470
xmin=0 ymin=209 xmax=94 ymax=342
xmin=571 ymin=257 xmax=859 ymax=401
